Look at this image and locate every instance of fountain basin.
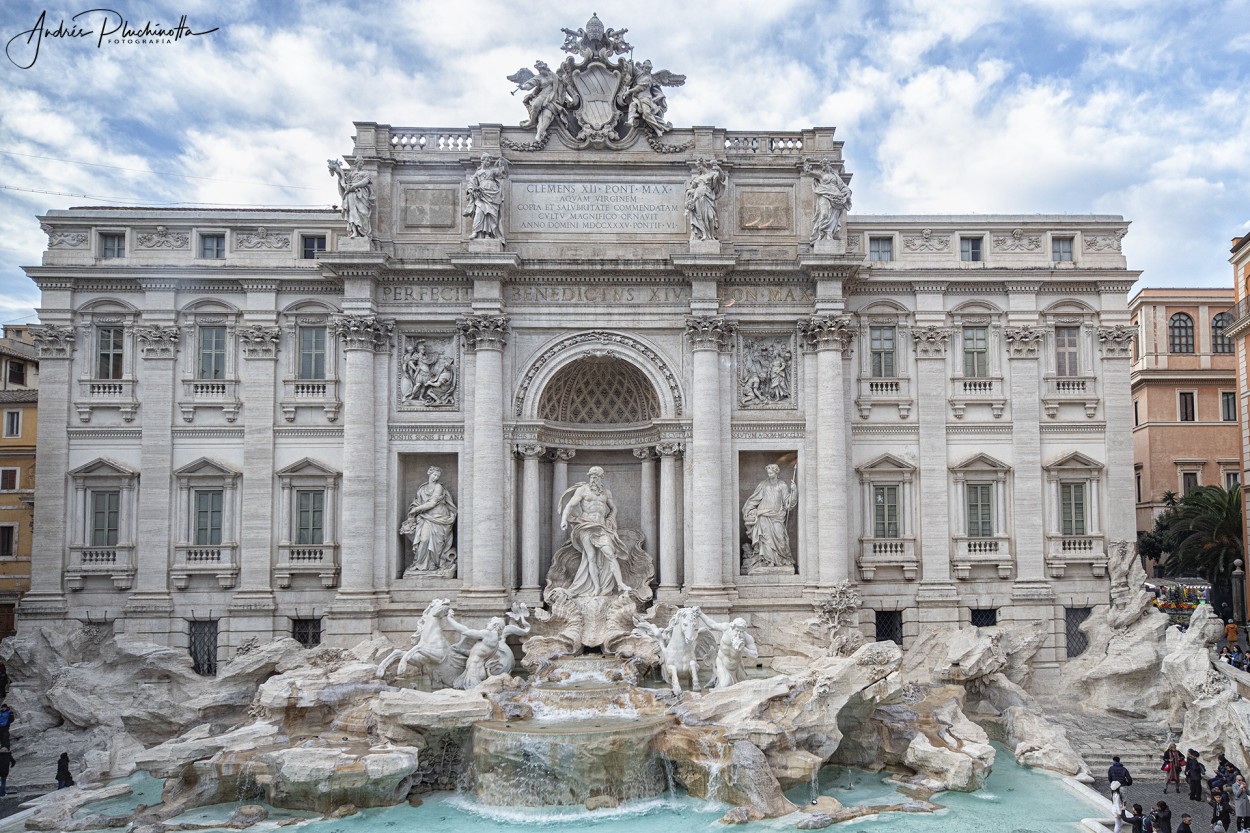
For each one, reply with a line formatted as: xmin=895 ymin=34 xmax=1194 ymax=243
xmin=472 ymin=715 xmax=675 ymax=806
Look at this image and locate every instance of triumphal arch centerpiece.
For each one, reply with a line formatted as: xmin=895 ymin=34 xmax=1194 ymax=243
xmin=23 ymin=15 xmax=1134 ymax=684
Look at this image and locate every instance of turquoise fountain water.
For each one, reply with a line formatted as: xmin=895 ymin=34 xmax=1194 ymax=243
xmin=113 ymin=742 xmax=1100 ymax=832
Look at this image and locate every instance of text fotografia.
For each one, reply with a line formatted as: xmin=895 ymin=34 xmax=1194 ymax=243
xmin=6 ymin=9 xmax=219 ymax=69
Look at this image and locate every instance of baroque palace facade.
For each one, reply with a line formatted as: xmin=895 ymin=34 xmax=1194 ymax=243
xmin=21 ymin=20 xmax=1136 ymax=683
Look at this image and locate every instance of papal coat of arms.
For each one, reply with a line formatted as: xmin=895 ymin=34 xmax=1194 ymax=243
xmin=506 ymin=14 xmax=686 ymax=150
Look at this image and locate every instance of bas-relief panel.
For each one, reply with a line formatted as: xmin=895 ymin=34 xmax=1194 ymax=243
xmin=734 ymin=188 xmax=795 ymax=233
xmin=737 ymin=333 xmax=796 ymax=409
xmin=403 ymin=187 xmax=460 ymax=228
xmin=397 ymin=334 xmax=459 ymax=409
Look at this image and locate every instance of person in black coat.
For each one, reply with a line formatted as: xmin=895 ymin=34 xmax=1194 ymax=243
xmin=1127 ymin=803 xmax=1146 ymax=833
xmin=1186 ymin=750 xmax=1208 ymax=801
xmin=0 ymin=747 xmax=14 ymax=797
xmin=55 ymin=753 xmax=73 ymax=790
xmin=1211 ymin=791 xmax=1233 ymax=832
xmin=1152 ymin=800 xmax=1173 ymax=833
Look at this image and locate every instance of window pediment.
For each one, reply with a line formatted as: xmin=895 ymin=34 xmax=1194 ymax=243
xmin=174 ymin=457 xmax=239 ymax=478
xmin=69 ymin=457 xmax=138 ymax=478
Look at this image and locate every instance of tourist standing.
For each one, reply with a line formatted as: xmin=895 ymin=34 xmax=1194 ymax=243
xmin=0 ymin=704 xmax=15 ymax=749
xmin=1152 ymin=800 xmax=1173 ymax=833
xmin=1111 ymin=756 xmax=1134 ymax=786
xmin=1127 ymin=803 xmax=1146 ymax=833
xmin=1212 ymin=790 xmax=1233 ymax=832
xmin=1112 ymin=781 xmax=1127 ymax=833
xmin=0 ymin=747 xmax=14 ymax=797
xmin=1177 ymin=812 xmax=1194 ymax=833
xmin=1233 ymin=774 xmax=1250 ymax=832
xmin=1163 ymin=743 xmax=1186 ymax=793
xmin=55 ymin=753 xmax=73 ymax=789
xmin=1226 ymin=620 xmax=1240 ymax=649
xmin=1187 ymin=750 xmax=1207 ymax=801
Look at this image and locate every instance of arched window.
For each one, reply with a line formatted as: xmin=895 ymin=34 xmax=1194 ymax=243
xmin=1168 ymin=313 xmax=1194 ymax=354
xmin=1212 ymin=312 xmax=1234 ymax=354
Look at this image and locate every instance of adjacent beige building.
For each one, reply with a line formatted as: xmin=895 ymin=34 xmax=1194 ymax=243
xmin=0 ymin=325 xmax=39 ymax=635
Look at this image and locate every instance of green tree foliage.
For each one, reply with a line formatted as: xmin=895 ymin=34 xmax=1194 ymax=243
xmin=1159 ymin=484 xmax=1243 ymax=585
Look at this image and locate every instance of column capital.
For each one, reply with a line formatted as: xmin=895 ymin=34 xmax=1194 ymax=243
xmin=1097 ymin=325 xmax=1135 ymax=358
xmin=457 ymin=314 xmax=510 ymax=351
xmin=331 ymin=314 xmax=394 ymax=352
xmin=1003 ymin=325 xmax=1046 ymax=359
xmin=134 ymin=325 xmax=181 ymax=359
xmin=238 ymin=324 xmax=282 ymax=360
xmin=684 ymin=315 xmax=736 ymax=351
xmin=633 ymin=446 xmax=658 ymax=461
xmin=29 ymin=324 xmax=76 ymax=359
xmin=799 ymin=314 xmax=857 ymax=352
xmin=549 ymin=448 xmax=576 ymax=463
xmin=655 ymin=441 xmax=685 ymax=457
xmin=516 ymin=442 xmax=547 ymax=459
xmin=910 ymin=325 xmax=955 ymax=358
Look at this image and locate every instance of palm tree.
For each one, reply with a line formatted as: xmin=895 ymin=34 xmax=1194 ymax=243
xmin=1161 ymin=484 xmax=1243 ymax=586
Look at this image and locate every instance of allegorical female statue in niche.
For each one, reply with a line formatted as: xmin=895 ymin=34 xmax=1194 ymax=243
xmin=742 ymin=463 xmax=798 ymax=573
xmin=805 ymin=158 xmax=852 ymax=241
xmin=327 ymin=158 xmax=374 ymax=239
xmin=463 ymin=154 xmax=508 ymax=241
xmin=400 ymin=466 xmax=457 ymax=576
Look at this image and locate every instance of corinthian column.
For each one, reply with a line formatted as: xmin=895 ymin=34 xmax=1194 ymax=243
xmin=331 ymin=314 xmax=393 ymax=599
xmin=516 ymin=442 xmax=546 ymax=595
xmin=656 ymin=441 xmax=683 ymax=594
xmin=911 ymin=324 xmax=958 ymax=606
xmin=799 ymin=315 xmax=856 ymax=586
xmin=634 ymin=446 xmax=658 ymax=556
xmin=685 ymin=316 xmax=735 ymax=597
xmin=459 ymin=314 xmax=510 ymax=596
xmin=1004 ymin=325 xmax=1047 ymax=585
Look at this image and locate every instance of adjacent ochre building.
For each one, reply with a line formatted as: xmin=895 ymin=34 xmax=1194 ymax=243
xmin=1130 ymin=288 xmax=1239 ymax=572
xmin=1229 ymin=235 xmax=1250 ymax=597
xmin=19 ymin=20 xmax=1137 ymax=683
xmin=0 ymin=325 xmax=39 ymax=635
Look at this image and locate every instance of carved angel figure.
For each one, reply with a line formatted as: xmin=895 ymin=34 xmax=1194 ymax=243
xmin=462 ymin=154 xmax=508 ymax=241
xmin=622 ymin=60 xmax=686 ymax=137
xmin=804 ymin=159 xmax=852 ymax=241
xmin=685 ymin=159 xmax=726 ymax=242
xmin=507 ymin=61 xmax=568 ymax=140
xmin=327 ymin=159 xmax=374 ymax=239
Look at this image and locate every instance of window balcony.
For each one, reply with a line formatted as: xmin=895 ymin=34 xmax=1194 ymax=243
xmin=952 ymin=536 xmax=1014 ymax=579
xmin=67 ymin=545 xmax=135 ymax=590
xmin=276 ymin=543 xmax=339 ymax=588
xmin=1044 ymin=534 xmax=1107 ymax=578
xmin=949 ymin=376 xmax=1005 ymax=419
xmin=279 ymin=378 xmax=341 ymax=422
xmin=171 ymin=544 xmax=239 ymax=589
xmin=854 ymin=377 xmax=912 ymax=419
xmin=1042 ymin=375 xmax=1099 ymax=418
xmin=74 ymin=379 xmax=137 ymax=422
xmin=857 ymin=537 xmax=918 ymax=581
xmin=179 ymin=379 xmax=241 ymax=422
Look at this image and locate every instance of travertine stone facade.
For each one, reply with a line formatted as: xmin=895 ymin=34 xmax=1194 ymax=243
xmin=22 ymin=120 xmax=1135 ymax=683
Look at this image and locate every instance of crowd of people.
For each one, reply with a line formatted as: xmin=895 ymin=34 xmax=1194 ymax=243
xmin=0 ymin=662 xmax=74 ymax=798
xmin=1109 ymin=745 xmax=1250 ymax=833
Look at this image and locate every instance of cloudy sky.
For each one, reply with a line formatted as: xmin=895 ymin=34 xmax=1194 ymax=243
xmin=2 ymin=0 xmax=1248 ymax=324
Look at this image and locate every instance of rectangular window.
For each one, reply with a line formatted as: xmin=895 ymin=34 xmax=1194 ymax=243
xmin=189 ymin=620 xmax=218 ymax=677
xmin=1065 ymin=607 xmax=1092 ymax=657
xmin=100 ymin=233 xmax=125 ymax=259
xmin=872 ymin=485 xmax=900 ymax=538
xmin=90 ymin=490 xmax=120 ymax=547
xmin=1052 ymin=237 xmax=1074 ymax=262
xmin=962 ymin=326 xmax=988 ymax=377
xmin=869 ymin=326 xmax=896 ymax=378
xmin=1178 ymin=391 xmax=1196 ymax=422
xmin=1060 ymin=482 xmax=1087 ymax=536
xmin=298 ymin=326 xmax=327 ymax=380
xmin=0 ymin=526 xmax=13 ymax=558
xmin=193 ymin=489 xmax=224 ymax=546
xmin=292 ymin=618 xmax=322 ymax=648
xmin=1182 ymin=471 xmax=1199 ymax=494
xmin=200 ymin=233 xmax=226 ymax=259
xmin=96 ymin=326 xmax=125 ymax=380
xmin=0 ymin=469 xmax=16 ymax=491
xmin=3 ymin=411 xmax=19 ymax=438
xmin=960 ymin=236 xmax=983 ymax=262
xmin=875 ymin=610 xmax=902 ymax=646
xmin=1226 ymin=471 xmax=1241 ymax=490
xmin=6 ymin=360 xmax=25 ymax=386
xmin=1133 ymin=400 xmax=1140 ymax=426
xmin=966 ymin=483 xmax=994 ymax=537
xmin=196 ymin=326 xmax=227 ymax=380
xmin=1222 ymin=392 xmax=1237 ymax=422
xmin=300 ymin=235 xmax=327 ymax=260
xmin=970 ymin=608 xmax=998 ymax=627
xmin=1055 ymin=326 xmax=1080 ymax=377
xmin=296 ymin=489 xmax=325 ymax=545
xmin=1135 ymin=472 xmax=1143 ymax=503
xmin=869 ymin=237 xmax=893 ymax=262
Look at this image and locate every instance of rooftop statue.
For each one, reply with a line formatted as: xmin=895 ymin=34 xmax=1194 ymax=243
xmin=327 ymin=158 xmax=374 ymax=239
xmin=805 ymin=158 xmax=852 ymax=241
xmin=504 ymin=14 xmax=686 ymax=150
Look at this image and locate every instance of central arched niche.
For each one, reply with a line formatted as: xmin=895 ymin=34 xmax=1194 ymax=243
xmin=537 ymin=356 xmax=660 ymax=424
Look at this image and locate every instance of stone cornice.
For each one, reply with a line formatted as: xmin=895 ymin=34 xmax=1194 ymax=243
xmin=670 ymin=253 xmax=737 ymax=280
xmin=448 ymin=251 xmax=522 ymax=280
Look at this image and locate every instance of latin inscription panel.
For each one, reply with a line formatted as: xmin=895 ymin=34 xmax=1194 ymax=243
xmin=510 ymin=181 xmax=685 ymax=234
